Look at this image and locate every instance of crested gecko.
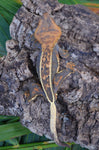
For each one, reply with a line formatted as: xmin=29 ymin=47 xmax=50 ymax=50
xmin=24 ymin=13 xmax=75 ymax=147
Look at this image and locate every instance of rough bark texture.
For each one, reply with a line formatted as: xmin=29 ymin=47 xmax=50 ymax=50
xmin=0 ymin=0 xmax=99 ymax=149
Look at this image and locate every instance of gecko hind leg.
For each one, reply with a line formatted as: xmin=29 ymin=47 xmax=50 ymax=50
xmin=24 ymin=82 xmax=45 ymax=102
xmin=54 ymin=64 xmax=75 ymax=95
xmin=50 ymin=63 xmax=75 ymax=147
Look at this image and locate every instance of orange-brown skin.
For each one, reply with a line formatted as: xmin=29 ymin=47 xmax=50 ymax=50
xmin=34 ymin=13 xmax=71 ymax=147
xmin=26 ymin=13 xmax=75 ymax=147
xmin=34 ymin=13 xmax=61 ymax=103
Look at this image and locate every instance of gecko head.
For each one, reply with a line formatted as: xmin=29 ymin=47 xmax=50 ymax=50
xmin=34 ymin=13 xmax=61 ymax=47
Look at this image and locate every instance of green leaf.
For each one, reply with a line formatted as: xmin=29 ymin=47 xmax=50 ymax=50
xmin=0 ymin=141 xmax=4 ymax=146
xmin=0 ymin=0 xmax=21 ymax=22
xmin=58 ymin=0 xmax=99 ymax=11
xmin=0 ymin=0 xmax=22 ymax=56
xmin=20 ymin=133 xmax=49 ymax=144
xmin=58 ymin=0 xmax=81 ymax=5
xmin=0 ymin=6 xmax=14 ymax=25
xmin=0 ymin=122 xmax=31 ymax=141
xmin=0 ymin=0 xmax=22 ymax=24
xmin=45 ymin=147 xmax=66 ymax=150
xmin=0 ymin=141 xmax=66 ymax=150
xmin=0 ymin=115 xmax=20 ymax=124
xmin=0 ymin=44 xmax=6 ymax=56
xmin=5 ymin=138 xmax=19 ymax=146
xmin=58 ymin=0 xmax=99 ymax=5
xmin=0 ymin=14 xmax=10 ymax=56
xmin=0 ymin=116 xmax=87 ymax=149
xmin=72 ymin=144 xmax=88 ymax=150
xmin=58 ymin=1 xmax=99 ymax=16
xmin=0 ymin=15 xmax=10 ymax=38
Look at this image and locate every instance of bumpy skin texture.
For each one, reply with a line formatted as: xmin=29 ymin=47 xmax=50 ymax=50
xmin=0 ymin=0 xmax=99 ymax=150
xmin=25 ymin=13 xmax=75 ymax=147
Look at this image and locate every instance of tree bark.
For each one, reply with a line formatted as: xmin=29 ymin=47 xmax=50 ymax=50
xmin=0 ymin=0 xmax=99 ymax=149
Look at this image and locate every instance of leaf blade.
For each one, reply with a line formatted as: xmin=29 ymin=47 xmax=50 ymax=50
xmin=58 ymin=0 xmax=99 ymax=14
xmin=0 ymin=0 xmax=22 ymax=56
xmin=0 ymin=122 xmax=31 ymax=141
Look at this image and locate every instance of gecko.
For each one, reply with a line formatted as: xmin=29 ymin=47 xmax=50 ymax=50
xmin=24 ymin=13 xmax=75 ymax=147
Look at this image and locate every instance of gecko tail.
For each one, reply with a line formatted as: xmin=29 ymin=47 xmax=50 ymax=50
xmin=50 ymin=102 xmax=70 ymax=148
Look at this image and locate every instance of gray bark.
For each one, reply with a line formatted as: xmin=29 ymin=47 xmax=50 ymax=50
xmin=0 ymin=0 xmax=99 ymax=149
